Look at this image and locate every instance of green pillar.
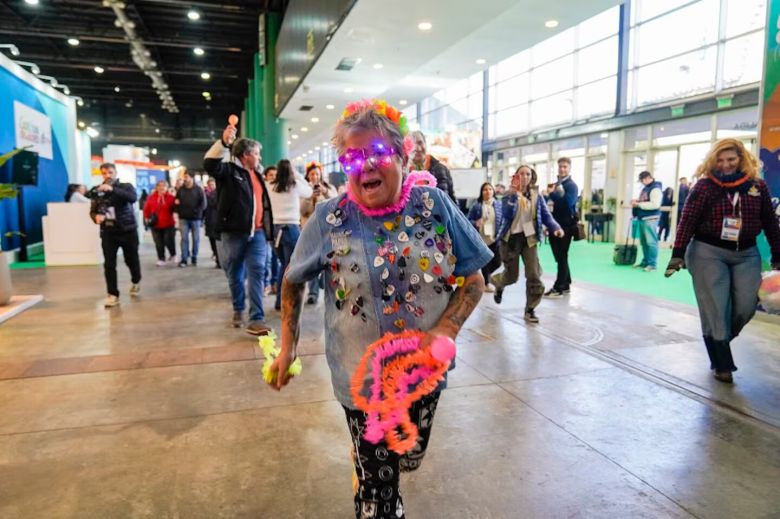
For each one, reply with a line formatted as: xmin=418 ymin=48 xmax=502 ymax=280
xmin=253 ymin=54 xmax=265 ymax=146
xmin=246 ymin=79 xmax=256 ymax=139
xmin=262 ymin=12 xmax=286 ymax=165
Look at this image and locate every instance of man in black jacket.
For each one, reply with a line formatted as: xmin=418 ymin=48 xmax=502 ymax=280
xmin=410 ymin=131 xmax=456 ymax=201
xmin=175 ymin=171 xmax=206 ymax=267
xmin=204 ymin=125 xmax=274 ymax=335
xmin=89 ymin=163 xmax=142 ymax=308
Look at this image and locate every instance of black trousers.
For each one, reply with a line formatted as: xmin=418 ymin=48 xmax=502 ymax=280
xmin=481 ymin=241 xmax=502 ymax=285
xmin=150 ymin=227 xmax=176 ymax=260
xmin=549 ymin=231 xmax=573 ymax=291
xmin=344 ymin=391 xmax=441 ymax=519
xmin=102 ymin=230 xmax=142 ymax=296
xmin=208 ymin=236 xmax=220 ymax=264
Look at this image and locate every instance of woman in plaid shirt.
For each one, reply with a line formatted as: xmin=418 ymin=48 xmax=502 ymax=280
xmin=665 ymin=138 xmax=780 ymax=384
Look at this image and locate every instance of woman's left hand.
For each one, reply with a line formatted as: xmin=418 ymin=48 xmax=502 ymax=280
xmin=553 ymin=228 xmax=565 ymax=238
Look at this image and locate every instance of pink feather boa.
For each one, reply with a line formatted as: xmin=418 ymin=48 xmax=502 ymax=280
xmin=345 ymin=170 xmax=438 ymax=217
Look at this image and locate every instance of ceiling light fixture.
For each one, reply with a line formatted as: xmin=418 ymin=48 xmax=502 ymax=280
xmin=301 ymin=127 xmax=309 ymax=132
xmin=311 ymin=117 xmax=319 ymax=123
xmin=14 ymin=60 xmax=40 ymax=74
xmin=24 ymin=0 xmax=39 ymax=5
xmin=200 ymin=72 xmax=210 ymax=80
xmin=291 ymin=134 xmax=299 ymax=139
xmin=187 ymin=10 xmax=200 ymax=21
xmin=202 ymin=91 xmax=211 ymax=97
xmin=325 ymin=104 xmax=335 ymax=110
xmin=373 ymin=63 xmax=384 ymax=70
xmin=67 ymin=38 xmax=80 ymax=46
xmin=85 ymin=127 xmax=100 ymax=138
xmin=418 ymin=21 xmax=433 ymax=31
xmin=0 ymin=44 xmax=20 ymax=56
xmin=315 ymin=146 xmax=320 ymax=151
xmin=399 ymin=100 xmax=408 ymax=105
xmin=77 ymin=121 xmax=85 ymax=129
xmin=114 ymin=86 xmax=120 ymax=92
xmin=94 ymin=66 xmax=105 ymax=74
xmin=344 ymin=87 xmax=353 ymax=93
xmin=545 ymin=19 xmax=559 ymax=28
xmin=476 ymin=58 xmax=486 ymax=64
xmin=287 ymin=140 xmax=291 ymax=145
xmin=322 ymin=141 xmax=328 ymax=146
xmin=193 ymin=47 xmax=204 ymax=56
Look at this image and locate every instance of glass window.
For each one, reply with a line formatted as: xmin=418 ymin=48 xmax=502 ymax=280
xmin=576 ymin=76 xmax=617 ymax=119
xmin=520 ymin=143 xmax=550 ymax=163
xmin=402 ymin=103 xmax=417 ymax=123
xmin=625 ymin=126 xmax=650 ymax=149
xmin=725 ymin=0 xmax=766 ymax=38
xmin=635 ymin=0 xmax=698 ymax=24
xmin=588 ymin=133 xmax=609 ymax=155
xmin=530 ymin=91 xmax=574 ymax=128
xmin=469 ymin=72 xmax=483 ymax=94
xmin=632 ymin=45 xmax=717 ymax=107
xmin=577 ymin=36 xmax=618 ymax=85
xmin=578 ymin=6 xmax=620 ymax=47
xmin=722 ymin=30 xmax=764 ymax=89
xmin=652 ymin=115 xmax=712 ymax=146
xmin=494 ymin=104 xmax=529 ymax=137
xmin=493 ymin=50 xmax=531 ymax=83
xmin=444 ymin=79 xmax=469 ymax=104
xmin=496 ymin=74 xmax=530 ymax=111
xmin=467 ymin=93 xmax=483 ymax=120
xmin=716 ymin=106 xmax=759 ymax=138
xmin=532 ymin=28 xmax=575 ymax=65
xmin=531 ymin=55 xmax=574 ymax=98
xmin=635 ymin=0 xmax=719 ymax=67
xmin=421 ymin=96 xmax=444 ymax=113
xmin=552 ymin=137 xmax=586 ymax=156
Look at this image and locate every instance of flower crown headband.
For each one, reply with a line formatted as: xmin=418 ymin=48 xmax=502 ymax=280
xmin=339 ymin=99 xmax=415 ymax=155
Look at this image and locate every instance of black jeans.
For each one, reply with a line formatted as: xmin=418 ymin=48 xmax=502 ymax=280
xmin=101 ymin=230 xmax=141 ymax=296
xmin=481 ymin=241 xmax=502 ymax=285
xmin=549 ymin=230 xmax=573 ymax=291
xmin=150 ymin=227 xmax=175 ymax=261
xmin=344 ymin=392 xmax=441 ymax=519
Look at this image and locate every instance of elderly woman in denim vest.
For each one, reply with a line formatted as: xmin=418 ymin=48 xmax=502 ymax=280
xmin=666 ymin=138 xmax=780 ymax=384
xmin=267 ymin=100 xmax=492 ymax=518
xmin=492 ymin=165 xmax=563 ymax=323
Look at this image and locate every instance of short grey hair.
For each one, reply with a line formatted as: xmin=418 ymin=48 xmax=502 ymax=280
xmin=232 ymin=138 xmax=261 ymax=158
xmin=332 ymin=107 xmax=406 ymax=157
xmin=410 ymin=130 xmax=426 ymax=145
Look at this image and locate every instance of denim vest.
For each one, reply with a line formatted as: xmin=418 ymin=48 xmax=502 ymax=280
xmin=286 ymin=186 xmax=492 ymax=408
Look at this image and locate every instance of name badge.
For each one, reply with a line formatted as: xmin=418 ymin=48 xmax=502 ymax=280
xmin=721 ymin=217 xmax=741 ymax=242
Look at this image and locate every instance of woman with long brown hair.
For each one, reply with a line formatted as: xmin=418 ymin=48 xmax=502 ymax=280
xmin=666 ymin=138 xmax=780 ymax=383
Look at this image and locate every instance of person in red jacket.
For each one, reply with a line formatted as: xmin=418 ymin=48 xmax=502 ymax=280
xmin=143 ymin=180 xmax=177 ymax=266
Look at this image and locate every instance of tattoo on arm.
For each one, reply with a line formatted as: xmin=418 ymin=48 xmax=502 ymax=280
xmin=442 ymin=272 xmax=485 ymax=333
xmin=280 ymin=270 xmax=305 ymax=354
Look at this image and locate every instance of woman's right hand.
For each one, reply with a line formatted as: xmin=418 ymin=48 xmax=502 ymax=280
xmin=664 ymin=257 xmax=685 ymax=277
xmin=222 ymin=125 xmax=237 ymax=146
xmin=268 ymin=349 xmax=297 ymax=390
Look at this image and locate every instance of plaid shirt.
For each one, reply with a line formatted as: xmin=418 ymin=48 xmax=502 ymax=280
xmin=673 ymin=178 xmax=780 ymax=262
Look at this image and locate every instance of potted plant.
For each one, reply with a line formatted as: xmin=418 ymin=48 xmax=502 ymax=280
xmin=0 ymin=148 xmax=27 ymax=306
xmin=0 ymin=183 xmax=19 ymax=305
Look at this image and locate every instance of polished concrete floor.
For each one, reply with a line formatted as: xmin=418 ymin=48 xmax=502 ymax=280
xmin=1 ymin=238 xmax=780 ymax=518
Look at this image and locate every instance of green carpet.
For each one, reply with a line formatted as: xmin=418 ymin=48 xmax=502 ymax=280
xmin=537 ymin=241 xmax=698 ymax=307
xmin=9 ymin=251 xmax=45 ymax=270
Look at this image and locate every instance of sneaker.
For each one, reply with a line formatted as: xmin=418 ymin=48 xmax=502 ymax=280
xmin=643 ymin=266 xmax=657 ymax=272
xmin=493 ymin=287 xmax=503 ymax=304
xmin=714 ymin=371 xmax=733 ymax=384
xmin=633 ymin=264 xmax=646 ymax=269
xmin=524 ymin=309 xmax=539 ymax=323
xmin=544 ymin=289 xmax=564 ymax=298
xmin=156 ymin=260 xmax=166 ymax=267
xmin=129 ymin=284 xmax=140 ymax=297
xmin=246 ymin=320 xmax=272 ymax=336
xmin=231 ymin=311 xmax=243 ymax=328
xmin=178 ymin=262 xmax=187 ymax=268
xmin=191 ymin=259 xmax=197 ymax=266
xmin=168 ymin=254 xmax=178 ymax=264
xmin=104 ymin=295 xmax=120 ymax=308
xmin=485 ymin=283 xmax=496 ymax=293
xmin=562 ymin=288 xmax=571 ymax=295
xmin=214 ymin=262 xmax=221 ymax=269
xmin=306 ymin=295 xmax=317 ymax=305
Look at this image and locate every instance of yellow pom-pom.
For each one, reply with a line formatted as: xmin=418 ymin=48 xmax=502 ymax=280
xmin=258 ymin=332 xmax=301 ymax=385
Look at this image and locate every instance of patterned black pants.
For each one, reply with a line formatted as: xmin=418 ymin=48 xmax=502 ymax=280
xmin=343 ymin=391 xmax=441 ymax=519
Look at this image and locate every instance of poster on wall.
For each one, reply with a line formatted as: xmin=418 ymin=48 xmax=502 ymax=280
xmin=13 ymin=100 xmax=53 ymax=160
xmin=421 ymin=128 xmax=482 ymax=169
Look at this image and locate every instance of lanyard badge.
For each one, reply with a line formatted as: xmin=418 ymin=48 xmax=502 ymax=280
xmin=721 ymin=192 xmax=741 ymax=242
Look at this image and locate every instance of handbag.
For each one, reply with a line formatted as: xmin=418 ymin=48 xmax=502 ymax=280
xmin=572 ymin=221 xmax=586 ymax=241
xmin=144 ymin=212 xmax=158 ymax=229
